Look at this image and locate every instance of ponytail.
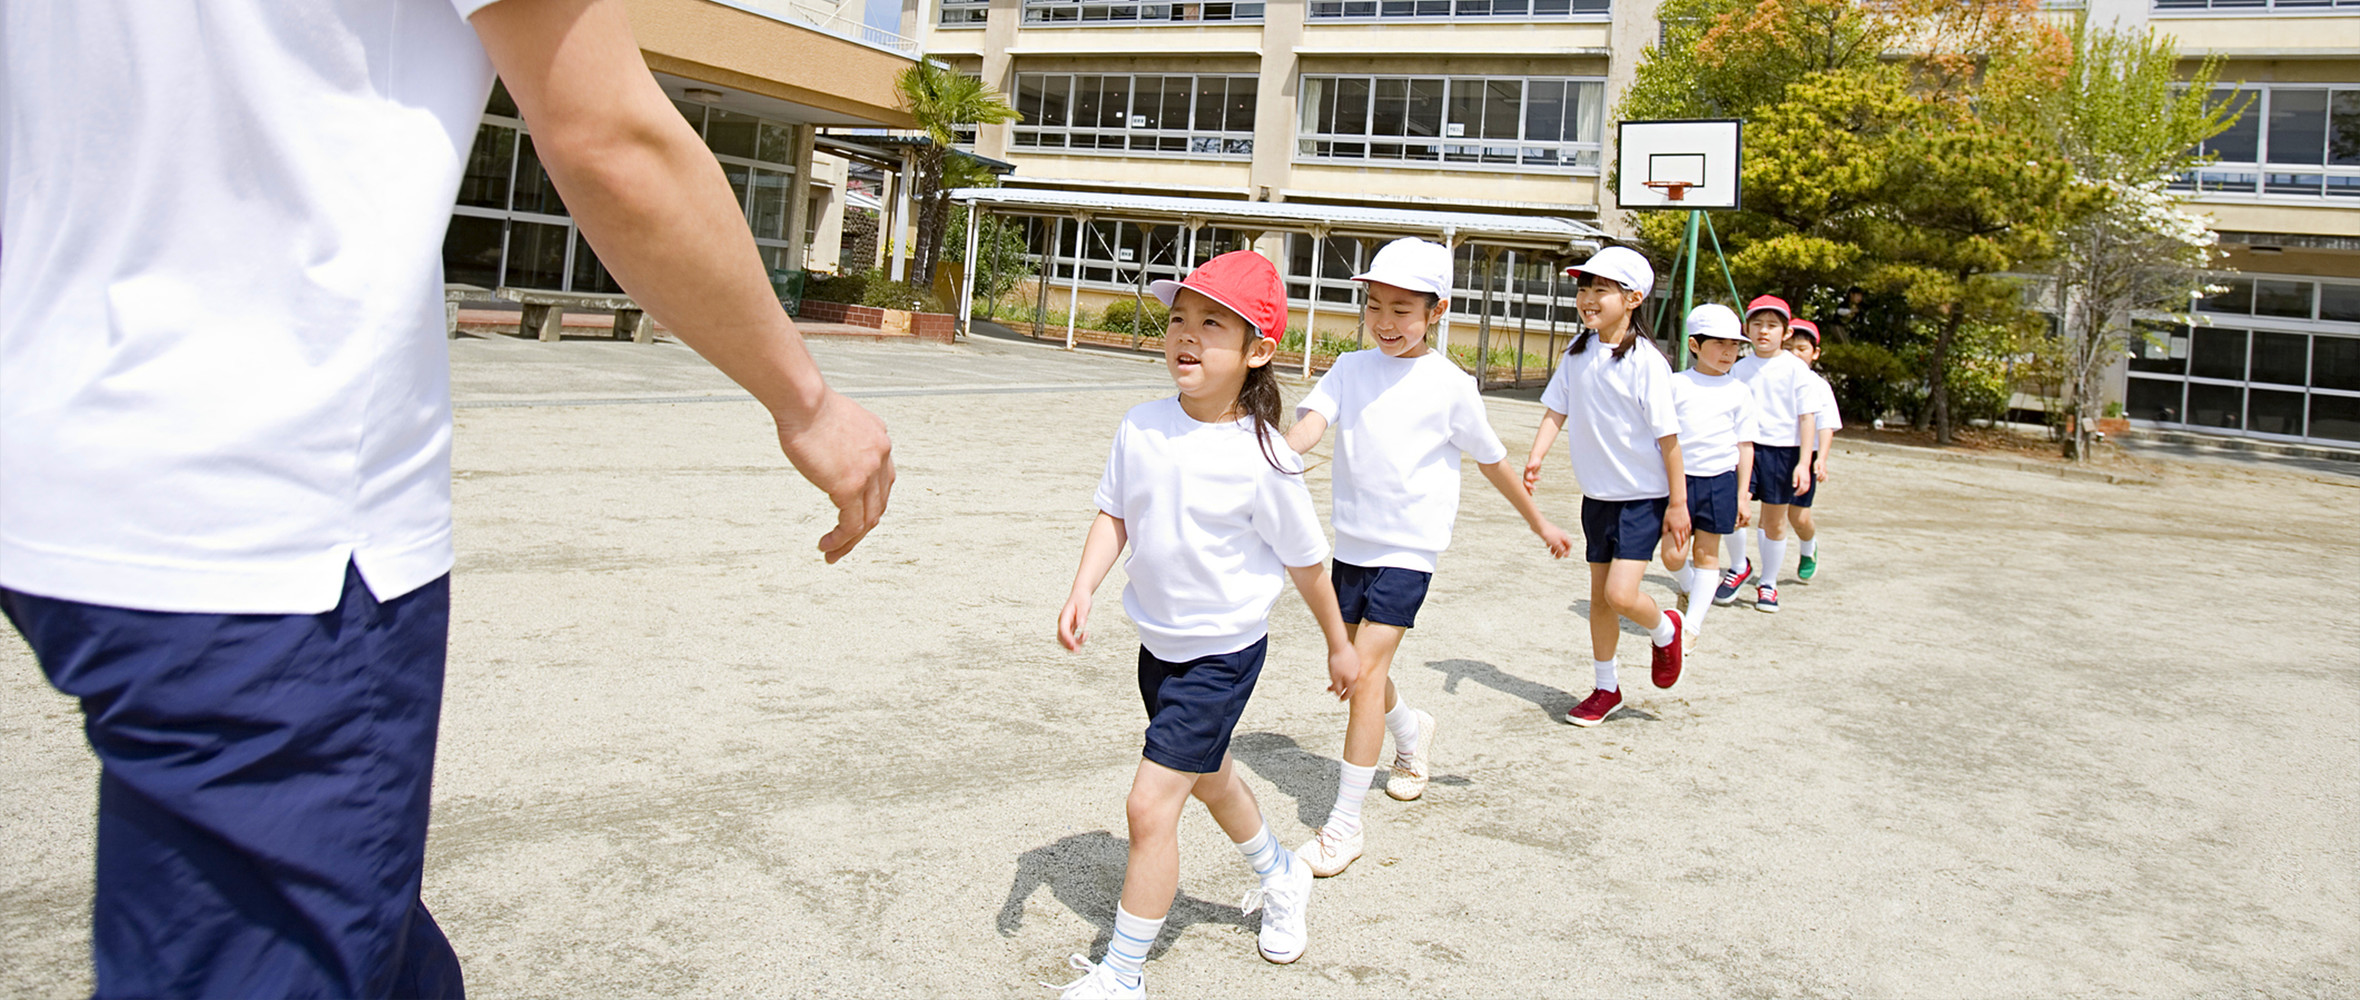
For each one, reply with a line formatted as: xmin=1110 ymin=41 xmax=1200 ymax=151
xmin=1240 ymin=358 xmax=1296 ymax=475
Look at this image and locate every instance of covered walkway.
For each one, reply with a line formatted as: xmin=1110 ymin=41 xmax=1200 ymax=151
xmin=946 ymin=187 xmax=1613 ymax=387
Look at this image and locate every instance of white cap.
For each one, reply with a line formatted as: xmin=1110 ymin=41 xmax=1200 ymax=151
xmin=1351 ymin=237 xmax=1454 ymax=300
xmin=1686 ymin=303 xmax=1745 ymax=341
xmin=1565 ymin=246 xmax=1654 ymax=298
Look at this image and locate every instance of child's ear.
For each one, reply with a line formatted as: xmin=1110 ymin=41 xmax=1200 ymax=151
xmin=1245 ymin=332 xmax=1278 ymax=368
xmin=1428 ymin=299 xmax=1449 ymax=323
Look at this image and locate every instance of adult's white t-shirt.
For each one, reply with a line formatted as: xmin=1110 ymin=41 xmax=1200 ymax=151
xmin=1538 ymin=336 xmax=1681 ymax=501
xmin=1731 ymin=351 xmax=1817 ymax=448
xmin=1298 ymin=349 xmax=1508 ymax=573
xmin=1669 ymin=368 xmax=1760 ymax=478
xmin=1095 ymin=398 xmax=1330 ymax=662
xmin=0 ymin=0 xmax=502 ymax=614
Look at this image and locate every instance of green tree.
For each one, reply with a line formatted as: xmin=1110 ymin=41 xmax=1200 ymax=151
xmin=2023 ymin=19 xmax=2243 ymax=460
xmin=1617 ymin=0 xmax=2091 ymax=443
xmin=895 ymin=61 xmax=1020 ymax=287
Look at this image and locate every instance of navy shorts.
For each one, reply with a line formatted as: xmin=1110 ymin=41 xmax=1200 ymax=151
xmin=1580 ymin=496 xmax=1669 ymax=564
xmin=0 ymin=563 xmax=463 ymax=999
xmin=1751 ymin=444 xmax=1804 ymax=505
xmin=1331 ymin=561 xmax=1432 ymax=629
xmin=1138 ymin=637 xmax=1267 ymax=774
xmin=1686 ymin=470 xmax=1740 ymax=536
xmin=1792 ymin=453 xmax=1822 ymax=508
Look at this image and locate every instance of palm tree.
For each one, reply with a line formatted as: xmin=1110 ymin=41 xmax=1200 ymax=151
xmin=895 ymin=61 xmax=1020 ymax=287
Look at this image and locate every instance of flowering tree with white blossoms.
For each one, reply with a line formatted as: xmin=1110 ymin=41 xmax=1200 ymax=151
xmin=2036 ymin=18 xmax=2245 ymax=460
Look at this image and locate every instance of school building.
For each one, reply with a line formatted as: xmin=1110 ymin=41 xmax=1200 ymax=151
xmin=907 ymin=0 xmax=2359 ymax=445
xmin=442 ymin=0 xmax=925 ymax=302
xmin=2092 ymin=0 xmax=2360 ymax=448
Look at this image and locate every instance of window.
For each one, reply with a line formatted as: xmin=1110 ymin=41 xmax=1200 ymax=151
xmin=1019 ymin=218 xmax=1250 ymax=293
xmin=1281 ymin=236 xmax=1590 ymax=335
xmin=1022 ymin=0 xmax=1264 ymax=23
xmin=940 ymin=0 xmax=989 ymax=24
xmin=1012 ymin=73 xmax=1256 ymax=158
xmin=1307 ymin=0 xmax=1608 ymax=18
xmin=2175 ymin=84 xmax=2360 ymax=199
xmin=1298 ymin=75 xmax=1604 ymax=170
xmin=446 ymin=84 xmax=800 ymax=294
xmin=2154 ymin=0 xmax=2360 ymax=11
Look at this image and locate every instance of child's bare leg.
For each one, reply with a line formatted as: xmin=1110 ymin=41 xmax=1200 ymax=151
xmin=1587 ymin=562 xmax=1620 ymax=663
xmin=1792 ymin=507 xmax=1816 ymax=542
xmin=1120 ymin=759 xmax=1198 ymax=920
xmin=1603 ymin=558 xmax=1662 ymax=633
xmin=1191 ymin=754 xmax=1263 ymax=839
xmin=1688 ymin=531 xmax=1722 ymax=578
xmin=1759 ymin=503 xmax=1790 ymax=541
xmin=1340 ymin=624 xmax=1406 ymax=769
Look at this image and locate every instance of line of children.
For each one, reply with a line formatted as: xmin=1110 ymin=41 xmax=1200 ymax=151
xmin=1052 ymin=251 xmax=1363 ymax=999
xmin=1658 ymin=304 xmax=1759 ymax=651
xmin=1521 ymin=247 xmax=1689 ymax=728
xmin=1280 ymin=238 xmax=1575 ymax=878
xmin=1785 ymin=319 xmax=1839 ymax=583
xmin=1715 ymin=295 xmax=1817 ymax=614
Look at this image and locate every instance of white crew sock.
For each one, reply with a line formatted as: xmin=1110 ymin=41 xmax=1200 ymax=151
xmin=1647 ymin=609 xmax=1678 ymax=647
xmin=1104 ymin=905 xmax=1162 ymax=986
xmin=1384 ymin=700 xmax=1422 ymax=757
xmin=1594 ymin=658 xmax=1619 ymax=693
xmin=1669 ymin=565 xmax=1695 ymax=593
xmin=1725 ymin=529 xmax=1750 ymax=578
xmin=1800 ymin=538 xmax=1817 ymax=558
xmin=1323 ymin=763 xmax=1377 ymax=839
xmin=1759 ymin=537 xmax=1788 ymax=589
xmin=1235 ymin=822 xmax=1292 ymax=882
xmin=1685 ymin=568 xmax=1715 ymax=633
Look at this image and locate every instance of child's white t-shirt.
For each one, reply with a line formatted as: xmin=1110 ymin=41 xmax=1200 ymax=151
xmin=1669 ymin=367 xmax=1760 ymax=478
xmin=1095 ymin=397 xmax=1330 ymax=662
xmin=1801 ymin=370 xmax=1843 ymax=442
xmin=1731 ymin=351 xmax=1816 ymax=447
xmin=1538 ymin=336 xmax=1681 ymax=501
xmin=1297 ymin=349 xmax=1508 ymax=573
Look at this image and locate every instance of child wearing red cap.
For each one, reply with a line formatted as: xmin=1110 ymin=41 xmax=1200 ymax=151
xmin=1052 ymin=250 xmax=1362 ymax=998
xmin=1715 ymin=295 xmax=1817 ymax=613
xmin=1279 ymin=238 xmax=1574 ymax=878
xmin=1784 ymin=320 xmax=1839 ymax=582
xmin=1521 ymin=246 xmax=1688 ymax=728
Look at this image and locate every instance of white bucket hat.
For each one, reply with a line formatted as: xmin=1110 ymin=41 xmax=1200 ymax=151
xmin=1351 ymin=237 xmax=1454 ymax=299
xmin=1564 ymin=246 xmax=1655 ymax=298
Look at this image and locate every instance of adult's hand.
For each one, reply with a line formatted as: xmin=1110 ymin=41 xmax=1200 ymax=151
xmin=777 ymin=390 xmax=894 ymax=563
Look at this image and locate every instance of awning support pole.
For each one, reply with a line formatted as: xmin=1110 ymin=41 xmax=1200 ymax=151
xmin=959 ymin=200 xmax=980 ymax=339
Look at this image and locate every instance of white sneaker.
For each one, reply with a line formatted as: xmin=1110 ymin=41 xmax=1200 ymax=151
xmin=1385 ymin=709 xmax=1438 ymax=801
xmin=1293 ymin=824 xmax=1364 ymax=877
xmin=1240 ymin=855 xmax=1312 ymax=963
xmin=1042 ymin=955 xmax=1144 ymax=1000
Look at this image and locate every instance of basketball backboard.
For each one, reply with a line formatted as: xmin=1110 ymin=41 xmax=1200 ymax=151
xmin=1616 ymin=119 xmax=1742 ymax=211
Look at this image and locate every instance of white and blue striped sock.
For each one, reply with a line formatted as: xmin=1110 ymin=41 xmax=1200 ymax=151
xmin=1235 ymin=822 xmax=1291 ymax=881
xmin=1104 ymin=905 xmax=1162 ymax=987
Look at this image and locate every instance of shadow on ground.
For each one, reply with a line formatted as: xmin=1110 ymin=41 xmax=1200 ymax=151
xmin=998 ymin=831 xmax=1254 ymax=960
xmin=1425 ymin=658 xmax=1656 ymax=724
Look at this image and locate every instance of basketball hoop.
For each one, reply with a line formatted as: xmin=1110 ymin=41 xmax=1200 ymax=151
xmin=1643 ymin=180 xmax=1694 ymax=203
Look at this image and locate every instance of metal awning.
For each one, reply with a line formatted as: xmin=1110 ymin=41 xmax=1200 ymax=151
xmin=945 ymin=187 xmax=1606 ymax=254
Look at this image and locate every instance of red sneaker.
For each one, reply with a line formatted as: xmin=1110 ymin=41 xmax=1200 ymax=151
xmin=1651 ymin=608 xmax=1684 ymax=689
xmin=1564 ymin=688 xmax=1622 ymax=727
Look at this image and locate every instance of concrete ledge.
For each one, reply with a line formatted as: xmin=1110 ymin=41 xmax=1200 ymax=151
xmin=2115 ymin=428 xmax=2360 ymax=466
xmin=1834 ymin=437 xmax=2156 ymax=487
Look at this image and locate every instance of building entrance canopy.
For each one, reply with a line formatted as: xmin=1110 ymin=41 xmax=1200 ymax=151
xmin=945 ymin=186 xmax=1610 ymax=378
xmin=946 ymin=187 xmax=1608 ymax=254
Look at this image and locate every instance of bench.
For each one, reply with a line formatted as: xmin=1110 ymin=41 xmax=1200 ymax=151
xmin=445 ymin=284 xmax=492 ymax=339
xmin=492 ymin=287 xmax=654 ymax=344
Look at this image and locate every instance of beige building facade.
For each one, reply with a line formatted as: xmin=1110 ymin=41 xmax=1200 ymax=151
xmin=444 ymin=0 xmax=919 ymax=301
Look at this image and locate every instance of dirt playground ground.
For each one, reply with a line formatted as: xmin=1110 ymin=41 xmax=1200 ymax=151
xmin=4 ymin=333 xmax=2354 ymax=997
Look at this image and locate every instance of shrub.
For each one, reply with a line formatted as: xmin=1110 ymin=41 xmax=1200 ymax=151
xmin=801 ymin=269 xmax=948 ymax=314
xmin=1817 ymin=341 xmax=1912 ymax=424
xmin=1097 ymin=297 xmax=1168 ymax=339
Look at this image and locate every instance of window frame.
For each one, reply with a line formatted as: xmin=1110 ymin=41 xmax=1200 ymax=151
xmin=2172 ymin=83 xmax=2360 ymax=201
xmin=1295 ymin=73 xmax=1605 ymax=174
xmin=1010 ymin=72 xmax=1259 ymax=160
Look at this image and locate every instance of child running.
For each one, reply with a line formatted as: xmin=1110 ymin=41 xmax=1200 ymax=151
xmin=1052 ymin=250 xmax=1362 ymax=999
xmin=1659 ymin=304 xmax=1758 ymax=652
xmin=1714 ymin=295 xmax=1816 ymax=614
xmin=1281 ymin=238 xmax=1575 ymax=877
xmin=1521 ymin=246 xmax=1688 ymax=728
xmin=1785 ymin=319 xmax=1840 ymax=583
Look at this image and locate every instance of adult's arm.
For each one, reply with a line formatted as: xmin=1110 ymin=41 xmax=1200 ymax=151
xmin=471 ymin=0 xmax=892 ymax=563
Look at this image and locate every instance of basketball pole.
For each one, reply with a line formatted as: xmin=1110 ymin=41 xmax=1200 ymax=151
xmin=1679 ymin=207 xmax=1700 ymax=368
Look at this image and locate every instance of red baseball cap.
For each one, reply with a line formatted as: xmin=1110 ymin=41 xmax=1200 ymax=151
xmin=1150 ymin=250 xmax=1287 ymax=342
xmin=1745 ymin=295 xmax=1792 ymax=322
xmin=1789 ymin=318 xmax=1821 ymax=343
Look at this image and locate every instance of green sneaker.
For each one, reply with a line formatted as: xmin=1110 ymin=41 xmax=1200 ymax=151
xmin=1798 ymin=553 xmax=1818 ymax=583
